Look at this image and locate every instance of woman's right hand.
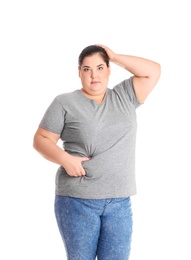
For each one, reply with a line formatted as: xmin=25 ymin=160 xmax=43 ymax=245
xmin=62 ymin=153 xmax=90 ymax=177
xmin=33 ymin=127 xmax=90 ymax=177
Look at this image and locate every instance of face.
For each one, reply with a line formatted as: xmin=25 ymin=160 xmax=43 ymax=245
xmin=78 ymin=53 xmax=110 ymax=96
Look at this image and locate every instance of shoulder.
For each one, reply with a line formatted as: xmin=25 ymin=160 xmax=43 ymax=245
xmin=113 ymin=77 xmax=133 ymax=91
xmin=112 ymin=77 xmax=133 ymax=98
xmin=55 ymin=90 xmax=78 ymax=101
xmin=112 ymin=77 xmax=141 ymax=108
xmin=53 ymin=90 xmax=79 ymax=105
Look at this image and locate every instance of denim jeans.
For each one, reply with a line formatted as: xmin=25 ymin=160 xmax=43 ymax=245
xmin=54 ymin=195 xmax=133 ymax=260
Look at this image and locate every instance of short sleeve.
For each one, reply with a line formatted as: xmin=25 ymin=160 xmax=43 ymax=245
xmin=39 ymin=96 xmax=66 ymax=134
xmin=122 ymin=77 xmax=142 ymax=108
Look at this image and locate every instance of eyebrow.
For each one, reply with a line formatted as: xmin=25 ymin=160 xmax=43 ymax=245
xmin=82 ymin=64 xmax=104 ymax=68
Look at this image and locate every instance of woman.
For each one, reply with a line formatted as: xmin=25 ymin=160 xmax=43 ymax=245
xmin=33 ymin=44 xmax=160 ymax=260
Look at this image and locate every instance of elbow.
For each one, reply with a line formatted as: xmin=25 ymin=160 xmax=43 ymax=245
xmin=151 ymin=62 xmax=161 ymax=86
xmin=156 ymin=62 xmax=161 ymax=81
xmin=33 ymin=134 xmax=39 ymax=151
xmin=33 ymin=137 xmax=37 ymax=151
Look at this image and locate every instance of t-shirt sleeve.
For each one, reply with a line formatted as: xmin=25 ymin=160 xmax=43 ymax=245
xmin=39 ymin=96 xmax=66 ymax=134
xmin=122 ymin=76 xmax=142 ymax=108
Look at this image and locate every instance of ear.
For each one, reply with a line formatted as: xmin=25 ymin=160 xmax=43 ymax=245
xmin=108 ymin=65 xmax=111 ymax=76
xmin=78 ymin=66 xmax=81 ymax=78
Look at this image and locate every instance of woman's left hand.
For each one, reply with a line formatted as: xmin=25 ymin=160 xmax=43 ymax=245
xmin=96 ymin=44 xmax=116 ymax=62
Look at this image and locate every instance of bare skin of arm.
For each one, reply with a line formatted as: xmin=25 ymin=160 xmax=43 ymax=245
xmin=33 ymin=127 xmax=90 ymax=177
xmin=97 ymin=44 xmax=161 ymax=104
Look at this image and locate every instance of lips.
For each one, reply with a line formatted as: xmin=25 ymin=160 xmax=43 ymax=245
xmin=91 ymin=81 xmax=100 ymax=84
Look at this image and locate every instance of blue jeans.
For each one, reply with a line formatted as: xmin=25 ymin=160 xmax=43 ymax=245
xmin=54 ymin=195 xmax=133 ymax=260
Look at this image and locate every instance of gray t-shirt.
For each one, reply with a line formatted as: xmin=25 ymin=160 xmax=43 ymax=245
xmin=40 ymin=77 xmax=141 ymax=199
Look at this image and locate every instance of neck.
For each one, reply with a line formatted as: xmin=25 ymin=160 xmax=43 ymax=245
xmin=81 ymin=89 xmax=106 ymax=104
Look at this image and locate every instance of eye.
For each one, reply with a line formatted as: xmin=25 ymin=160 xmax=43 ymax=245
xmin=98 ymin=66 xmax=103 ymax=71
xmin=83 ymin=68 xmax=90 ymax=72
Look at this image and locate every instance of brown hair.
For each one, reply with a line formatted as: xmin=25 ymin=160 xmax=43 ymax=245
xmin=78 ymin=45 xmax=109 ymax=67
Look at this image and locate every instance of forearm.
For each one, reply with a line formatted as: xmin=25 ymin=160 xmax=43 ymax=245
xmin=33 ymin=134 xmax=90 ymax=177
xmin=112 ymin=54 xmax=160 ymax=78
xmin=33 ymin=135 xmax=69 ymax=166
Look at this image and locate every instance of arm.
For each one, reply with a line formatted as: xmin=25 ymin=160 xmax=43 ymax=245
xmin=97 ymin=44 xmax=161 ymax=103
xmin=33 ymin=127 xmax=89 ymax=176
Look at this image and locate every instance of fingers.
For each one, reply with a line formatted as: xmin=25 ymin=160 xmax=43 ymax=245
xmin=95 ymin=44 xmax=115 ymax=61
xmin=72 ymin=167 xmax=86 ymax=177
xmin=66 ymin=156 xmax=90 ymax=177
xmin=80 ymin=157 xmax=90 ymax=162
xmin=71 ymin=157 xmax=90 ymax=177
xmin=74 ymin=157 xmax=89 ymax=177
xmin=74 ymin=170 xmax=85 ymax=177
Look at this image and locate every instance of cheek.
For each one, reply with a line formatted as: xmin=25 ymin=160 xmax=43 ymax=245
xmin=80 ymin=75 xmax=90 ymax=86
xmin=79 ymin=73 xmax=86 ymax=80
xmin=102 ymin=72 xmax=110 ymax=80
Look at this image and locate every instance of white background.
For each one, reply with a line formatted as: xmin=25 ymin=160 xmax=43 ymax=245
xmin=1 ymin=0 xmax=190 ymax=259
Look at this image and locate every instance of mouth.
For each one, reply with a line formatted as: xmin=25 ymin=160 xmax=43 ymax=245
xmin=91 ymin=81 xmax=100 ymax=84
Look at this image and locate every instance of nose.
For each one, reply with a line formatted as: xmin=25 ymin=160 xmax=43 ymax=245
xmin=91 ymin=71 xmax=97 ymax=79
